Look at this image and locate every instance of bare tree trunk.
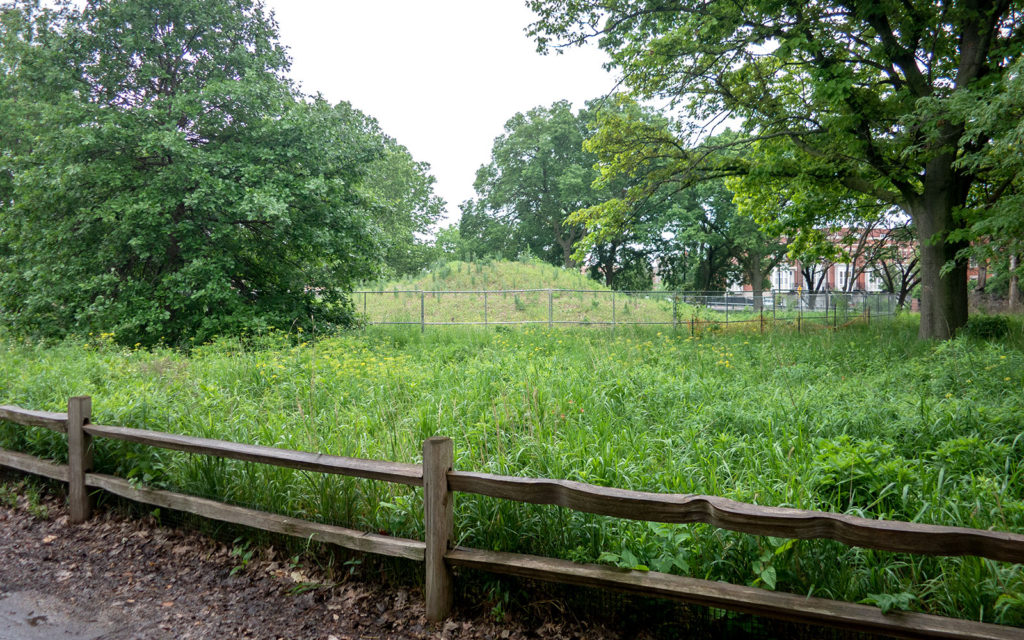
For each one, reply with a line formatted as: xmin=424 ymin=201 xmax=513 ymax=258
xmin=975 ymin=260 xmax=988 ymax=292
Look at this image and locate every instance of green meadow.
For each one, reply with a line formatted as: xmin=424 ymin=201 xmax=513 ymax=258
xmin=1 ymin=316 xmax=1023 ymax=625
xmin=359 ymin=259 xmax=897 ymax=330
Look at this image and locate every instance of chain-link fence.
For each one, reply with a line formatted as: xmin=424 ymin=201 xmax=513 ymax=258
xmin=354 ymin=289 xmax=901 ymax=332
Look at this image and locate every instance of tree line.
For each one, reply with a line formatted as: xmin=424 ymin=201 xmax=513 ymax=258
xmin=452 ymin=99 xmax=925 ymax=307
xmin=3 ymin=0 xmax=1022 ymax=343
xmin=522 ymin=0 xmax=1024 ymax=340
xmin=452 ymin=0 xmax=1023 ymax=340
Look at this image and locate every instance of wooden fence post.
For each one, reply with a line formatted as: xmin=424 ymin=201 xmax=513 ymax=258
xmin=420 ymin=291 xmax=425 ymax=333
xmin=548 ymin=289 xmax=553 ymax=329
xmin=423 ymin=437 xmax=454 ymax=622
xmin=484 ymin=291 xmax=488 ymax=326
xmin=67 ymin=395 xmax=92 ymax=523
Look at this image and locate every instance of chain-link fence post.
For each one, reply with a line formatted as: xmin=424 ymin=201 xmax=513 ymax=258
xmin=612 ymin=291 xmax=617 ymax=332
xmin=548 ymin=289 xmax=553 ymax=329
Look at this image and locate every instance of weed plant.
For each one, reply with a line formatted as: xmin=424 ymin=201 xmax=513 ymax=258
xmin=0 ymin=317 xmax=1022 ymax=625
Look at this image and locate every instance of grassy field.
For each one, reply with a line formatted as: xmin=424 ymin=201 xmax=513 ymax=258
xmin=359 ymin=258 xmax=680 ymax=325
xmin=1 ymin=317 xmax=1023 ymax=625
xmin=358 ymin=258 xmax=897 ymax=330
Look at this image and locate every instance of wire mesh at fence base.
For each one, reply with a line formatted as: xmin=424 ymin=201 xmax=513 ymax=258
xmin=462 ymin=571 xmax=889 ymax=640
xmin=354 ymin=289 xmax=901 ymax=331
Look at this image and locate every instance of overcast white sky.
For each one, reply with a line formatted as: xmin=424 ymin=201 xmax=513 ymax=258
xmin=263 ymin=1 xmax=618 ymax=228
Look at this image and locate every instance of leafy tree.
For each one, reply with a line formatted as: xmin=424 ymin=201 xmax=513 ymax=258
xmin=0 ymin=0 xmax=386 ymax=345
xmin=529 ymin=0 xmax=1024 ymax=339
xmin=568 ymin=113 xmax=787 ymax=297
xmin=472 ymin=100 xmax=598 ymax=268
xmin=337 ymin=102 xmax=445 ymax=277
xmin=456 ymin=198 xmax=527 ymax=261
xmin=432 ymin=224 xmax=463 ymax=260
xmin=868 ymin=223 xmax=921 ymax=309
xmin=955 ymin=56 xmax=1024 ymax=310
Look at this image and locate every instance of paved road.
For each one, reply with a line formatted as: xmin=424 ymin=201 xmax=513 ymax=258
xmin=0 ymin=590 xmax=115 ymax=640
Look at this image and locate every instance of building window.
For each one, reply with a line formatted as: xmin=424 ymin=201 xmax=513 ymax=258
xmin=774 ymin=266 xmax=794 ymax=290
xmin=836 ymin=264 xmax=850 ymax=290
xmin=865 ymin=269 xmax=882 ymax=292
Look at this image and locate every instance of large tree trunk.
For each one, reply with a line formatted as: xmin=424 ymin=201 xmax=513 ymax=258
xmin=911 ymin=161 xmax=969 ymax=340
xmin=744 ymin=261 xmax=765 ymax=311
xmin=603 ymin=242 xmax=618 ymax=288
xmin=749 ymin=271 xmax=764 ymax=311
xmin=561 ymin=240 xmax=575 ymax=269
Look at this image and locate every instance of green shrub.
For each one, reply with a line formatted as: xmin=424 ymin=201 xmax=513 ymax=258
xmin=962 ymin=315 xmax=1010 ymax=340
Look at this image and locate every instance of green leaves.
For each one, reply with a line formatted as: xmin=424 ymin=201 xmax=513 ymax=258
xmin=598 ymin=548 xmax=649 ymax=572
xmin=528 ymin=0 xmax=1024 ymax=338
xmin=0 ymin=0 xmax=408 ymax=345
xmin=469 ymin=100 xmax=599 ymax=268
xmin=862 ymin=591 xmax=917 ymax=614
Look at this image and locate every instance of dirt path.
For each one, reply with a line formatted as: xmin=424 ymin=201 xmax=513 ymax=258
xmin=0 ymin=480 xmax=616 ymax=640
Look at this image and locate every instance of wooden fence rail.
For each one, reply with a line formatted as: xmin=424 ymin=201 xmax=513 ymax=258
xmin=1 ymin=398 xmax=1022 ymax=640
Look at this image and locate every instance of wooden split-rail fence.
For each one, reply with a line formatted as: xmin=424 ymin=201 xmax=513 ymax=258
xmin=1 ymin=398 xmax=1023 ymax=639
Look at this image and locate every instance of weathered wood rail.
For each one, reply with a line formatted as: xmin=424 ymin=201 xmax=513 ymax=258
xmin=1 ymin=398 xmax=1022 ymax=639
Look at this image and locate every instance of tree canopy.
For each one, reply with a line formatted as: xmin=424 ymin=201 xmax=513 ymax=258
xmin=469 ymin=100 xmax=600 ymax=269
xmin=337 ymin=101 xmax=446 ymax=279
xmin=0 ymin=0 xmax=438 ymax=345
xmin=529 ymin=0 xmax=1024 ymax=338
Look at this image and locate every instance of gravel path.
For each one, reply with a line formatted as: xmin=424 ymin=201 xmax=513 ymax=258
xmin=0 ymin=479 xmax=616 ymax=640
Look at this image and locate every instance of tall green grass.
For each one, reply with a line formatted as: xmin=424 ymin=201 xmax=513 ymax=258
xmin=0 ymin=317 xmax=1022 ymax=625
xmin=357 ymin=258 xmax=896 ymax=329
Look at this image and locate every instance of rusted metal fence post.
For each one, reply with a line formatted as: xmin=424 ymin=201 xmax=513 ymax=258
xmin=67 ymin=395 xmax=92 ymax=523
xmin=423 ymin=437 xmax=454 ymax=621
